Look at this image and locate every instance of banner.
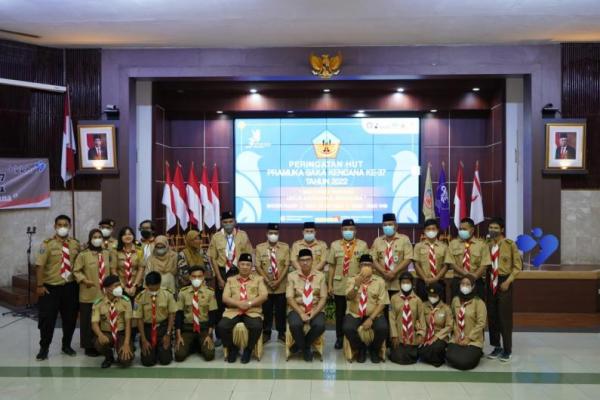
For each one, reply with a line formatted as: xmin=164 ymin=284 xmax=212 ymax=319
xmin=0 ymin=158 xmax=51 ymax=210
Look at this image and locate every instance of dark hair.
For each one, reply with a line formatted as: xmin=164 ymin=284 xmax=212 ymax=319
xmin=87 ymin=228 xmax=103 ymax=250
xmin=99 ymin=218 xmax=115 ymax=226
xmin=423 ymin=219 xmax=439 ymax=229
xmin=117 ymin=226 xmax=136 ymax=251
xmin=145 ymin=271 xmax=162 ymax=285
xmin=55 ymin=214 xmax=71 ymax=225
xmin=460 ymin=217 xmax=475 ymax=228
xmin=189 ymin=266 xmax=205 ymax=274
xmin=489 ymin=217 xmax=505 ymax=229
xmin=139 ymin=219 xmax=156 ymax=231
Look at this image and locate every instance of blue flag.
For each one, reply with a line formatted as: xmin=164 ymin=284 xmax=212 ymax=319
xmin=435 ymin=166 xmax=450 ymax=230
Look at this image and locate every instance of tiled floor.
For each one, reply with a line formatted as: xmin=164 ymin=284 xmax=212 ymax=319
xmin=0 ymin=306 xmax=599 ymax=399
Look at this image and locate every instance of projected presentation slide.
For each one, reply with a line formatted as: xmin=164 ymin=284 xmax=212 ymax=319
xmin=234 ymin=117 xmax=420 ymax=224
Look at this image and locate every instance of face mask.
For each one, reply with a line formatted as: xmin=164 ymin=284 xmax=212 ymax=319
xmin=100 ymin=228 xmax=112 ymax=238
xmin=191 ymin=278 xmax=203 ymax=288
xmin=112 ymin=287 xmax=123 ymax=297
xmin=148 ymin=291 xmax=158 ymax=296
xmin=56 ymin=227 xmax=69 ymax=237
xmin=383 ymin=225 xmax=395 ymax=236
xmin=425 ymin=230 xmax=438 ymax=239
xmin=460 ymin=285 xmax=472 ymax=295
xmin=303 ymin=232 xmax=315 ymax=242
xmin=458 ymin=230 xmax=471 ymax=240
xmin=401 ymin=283 xmax=412 ymax=293
xmin=91 ymin=238 xmax=103 ymax=248
xmin=223 ymin=223 xmax=235 ymax=234
xmin=140 ymin=229 xmax=153 ymax=239
xmin=267 ymin=234 xmax=279 ymax=243
xmin=342 ymin=230 xmax=355 ymax=241
xmin=428 ymin=296 xmax=439 ymax=305
xmin=488 ymin=230 xmax=501 ymax=239
xmin=155 ymin=247 xmax=167 ymax=256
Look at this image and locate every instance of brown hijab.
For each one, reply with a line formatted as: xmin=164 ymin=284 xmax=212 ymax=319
xmin=182 ymin=230 xmax=205 ymax=267
xmin=148 ymin=235 xmax=177 ymax=274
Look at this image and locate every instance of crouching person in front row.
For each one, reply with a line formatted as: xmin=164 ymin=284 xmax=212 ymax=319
xmin=134 ymin=271 xmax=177 ymax=366
xmin=91 ymin=275 xmax=134 ymax=368
xmin=174 ymin=266 xmax=217 ymax=362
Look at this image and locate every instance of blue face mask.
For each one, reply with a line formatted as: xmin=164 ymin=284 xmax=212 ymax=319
xmin=458 ymin=229 xmax=471 ymax=240
xmin=383 ymin=225 xmax=395 ymax=236
xmin=342 ymin=230 xmax=355 ymax=241
xmin=303 ymin=232 xmax=315 ymax=242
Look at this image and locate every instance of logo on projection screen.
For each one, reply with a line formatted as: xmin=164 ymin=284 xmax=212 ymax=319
xmin=312 ymin=130 xmax=340 ymax=159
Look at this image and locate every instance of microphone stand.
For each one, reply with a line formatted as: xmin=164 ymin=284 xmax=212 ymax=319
xmin=2 ymin=226 xmax=36 ymax=318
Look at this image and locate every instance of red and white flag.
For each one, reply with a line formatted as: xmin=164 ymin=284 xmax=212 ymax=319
xmin=161 ymin=162 xmax=177 ymax=231
xmin=453 ymin=161 xmax=467 ymax=229
xmin=186 ymin=162 xmax=202 ymax=230
xmin=200 ymin=164 xmax=215 ymax=228
xmin=60 ymin=91 xmax=76 ymax=186
xmin=210 ymin=164 xmax=221 ymax=230
xmin=173 ymin=163 xmax=189 ymax=229
xmin=470 ymin=161 xmax=485 ymax=225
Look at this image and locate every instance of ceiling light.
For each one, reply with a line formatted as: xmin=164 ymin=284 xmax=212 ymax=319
xmin=287 ymin=110 xmax=294 ymax=114
xmin=396 ymin=87 xmax=404 ymax=92
xmin=430 ymin=109 xmax=437 ymax=113
xmin=249 ymin=88 xmax=258 ymax=94
xmin=358 ymin=110 xmax=365 ymax=113
xmin=472 ymin=87 xmax=480 ymax=92
xmin=216 ymin=110 xmax=223 ymax=114
xmin=323 ymin=88 xmax=331 ymax=93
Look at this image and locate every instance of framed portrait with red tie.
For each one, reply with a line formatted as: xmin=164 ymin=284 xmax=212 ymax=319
xmin=77 ymin=124 xmax=118 ymax=173
xmin=544 ymin=120 xmax=586 ymax=174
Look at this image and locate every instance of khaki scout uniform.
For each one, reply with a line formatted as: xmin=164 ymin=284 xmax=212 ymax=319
xmin=328 ymin=239 xmax=369 ymax=296
xmin=445 ymin=238 xmax=491 ymax=298
xmin=413 ymin=239 xmax=449 ymax=300
xmin=290 ymin=239 xmax=329 ymax=271
xmin=115 ymin=248 xmax=144 ymax=293
xmin=286 ymin=270 xmax=327 ymax=313
xmin=389 ymin=292 xmax=425 ymax=344
xmin=103 ymin=237 xmax=118 ymax=251
xmin=222 ymin=274 xmax=268 ymax=319
xmin=36 ymin=237 xmax=80 ymax=285
xmin=422 ymin=301 xmax=453 ymax=343
xmin=208 ymin=229 xmax=253 ymax=277
xmin=371 ymin=233 xmax=414 ymax=291
xmin=449 ymin=297 xmax=487 ymax=348
xmin=255 ymin=242 xmax=290 ymax=295
xmin=92 ymin=295 xmax=134 ymax=365
xmin=174 ymin=284 xmax=218 ymax=361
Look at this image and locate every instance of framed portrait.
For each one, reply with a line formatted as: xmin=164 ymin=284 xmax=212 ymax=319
xmin=77 ymin=124 xmax=118 ymax=174
xmin=544 ymin=120 xmax=587 ymax=174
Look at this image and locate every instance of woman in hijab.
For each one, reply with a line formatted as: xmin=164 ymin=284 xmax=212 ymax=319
xmin=177 ymin=230 xmax=210 ymax=288
xmin=143 ymin=235 xmax=178 ymax=293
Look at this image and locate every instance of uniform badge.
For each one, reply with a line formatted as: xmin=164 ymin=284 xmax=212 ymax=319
xmin=39 ymin=247 xmax=46 ymax=254
xmin=393 ymin=255 xmax=399 ymax=263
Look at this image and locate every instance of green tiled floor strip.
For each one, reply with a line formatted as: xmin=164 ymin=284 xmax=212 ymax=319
xmin=1 ymin=367 xmax=599 ymax=384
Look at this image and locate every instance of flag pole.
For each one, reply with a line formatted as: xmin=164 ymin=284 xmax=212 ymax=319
xmin=165 ymin=160 xmax=170 ymax=236
xmin=70 ymin=174 xmax=76 ymax=238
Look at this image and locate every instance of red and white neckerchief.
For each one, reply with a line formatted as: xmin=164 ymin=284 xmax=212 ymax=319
xmin=123 ymin=251 xmax=134 ymax=289
xmin=98 ymin=252 xmax=106 ymax=288
xmin=428 ymin=242 xmax=438 ymax=277
xmin=109 ymin=301 xmax=119 ymax=347
xmin=269 ymin=247 xmax=279 ymax=280
xmin=238 ymin=276 xmax=249 ymax=315
xmin=401 ymin=294 xmax=414 ymax=344
xmin=342 ymin=240 xmax=356 ymax=276
xmin=60 ymin=241 xmax=71 ymax=281
xmin=424 ymin=305 xmax=437 ymax=345
xmin=225 ymin=230 xmax=237 ymax=274
xmin=457 ymin=301 xmax=469 ymax=341
xmin=192 ymin=288 xmax=201 ymax=333
xmin=358 ymin=283 xmax=369 ymax=318
xmin=490 ymin=243 xmax=500 ymax=295
xmin=384 ymin=238 xmax=396 ymax=272
xmin=301 ymin=273 xmax=314 ymax=314
xmin=462 ymin=242 xmax=471 ymax=272
xmin=150 ymin=294 xmax=158 ymax=347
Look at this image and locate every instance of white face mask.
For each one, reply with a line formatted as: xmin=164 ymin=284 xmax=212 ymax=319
xmin=56 ymin=227 xmax=69 ymax=237
xmin=425 ymin=230 xmax=438 ymax=239
xmin=100 ymin=228 xmax=112 ymax=238
xmin=267 ymin=234 xmax=279 ymax=243
xmin=401 ymin=283 xmax=412 ymax=293
xmin=91 ymin=238 xmax=103 ymax=248
xmin=460 ymin=285 xmax=472 ymax=295
xmin=428 ymin=296 xmax=439 ymax=304
xmin=148 ymin=290 xmax=159 ymax=296
xmin=112 ymin=287 xmax=123 ymax=297
xmin=191 ymin=278 xmax=203 ymax=288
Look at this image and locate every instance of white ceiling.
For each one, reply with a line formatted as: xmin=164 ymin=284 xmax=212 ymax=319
xmin=1 ymin=0 xmax=600 ymax=48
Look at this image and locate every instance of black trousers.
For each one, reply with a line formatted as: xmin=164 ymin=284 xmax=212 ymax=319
xmin=416 ymin=278 xmax=446 ymax=303
xmin=389 ymin=344 xmax=418 ymax=365
xmin=342 ymin=314 xmax=388 ymax=351
xmin=141 ymin=323 xmax=172 ymax=366
xmin=174 ymin=325 xmax=215 ymax=362
xmin=262 ymin=292 xmax=286 ymax=336
xmin=94 ymin=331 xmax=133 ymax=366
xmin=217 ymin=314 xmax=262 ymax=353
xmin=334 ymin=295 xmax=347 ymax=340
xmin=446 ymin=343 xmax=482 ymax=370
xmin=214 ymin=266 xmax=239 ymax=339
xmin=79 ymin=302 xmax=95 ymax=349
xmin=451 ymin=277 xmax=485 ymax=300
xmin=37 ymin=281 xmax=79 ymax=349
xmin=418 ymin=339 xmax=447 ymax=367
xmin=486 ymin=275 xmax=513 ymax=353
xmin=287 ymin=311 xmax=326 ymax=350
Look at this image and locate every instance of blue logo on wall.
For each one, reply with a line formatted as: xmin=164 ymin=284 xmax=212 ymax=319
xmin=516 ymin=228 xmax=559 ymax=268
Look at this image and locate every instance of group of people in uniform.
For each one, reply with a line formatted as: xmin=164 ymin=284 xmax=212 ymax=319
xmin=34 ymin=210 xmax=521 ymax=370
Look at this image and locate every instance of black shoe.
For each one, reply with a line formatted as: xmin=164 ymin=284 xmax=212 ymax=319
xmin=334 ymin=338 xmax=343 ymax=349
xmin=227 ymin=347 xmax=238 ymax=363
xmin=101 ymin=356 xmax=114 ymax=369
xmin=241 ymin=348 xmax=252 ymax=364
xmin=487 ymin=347 xmax=503 ymax=359
xmin=61 ymin=346 xmax=76 ymax=357
xmin=277 ymin=334 xmax=286 ymax=343
xmin=369 ymin=348 xmax=381 ymax=364
xmin=290 ymin=344 xmax=300 ymax=354
xmin=85 ymin=348 xmax=101 ymax=357
xmin=303 ymin=347 xmax=313 ymax=362
xmin=36 ymin=348 xmax=49 ymax=361
xmin=214 ymin=338 xmax=222 ymax=347
xmin=357 ymin=347 xmax=367 ymax=363
xmin=499 ymin=351 xmax=512 ymax=363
